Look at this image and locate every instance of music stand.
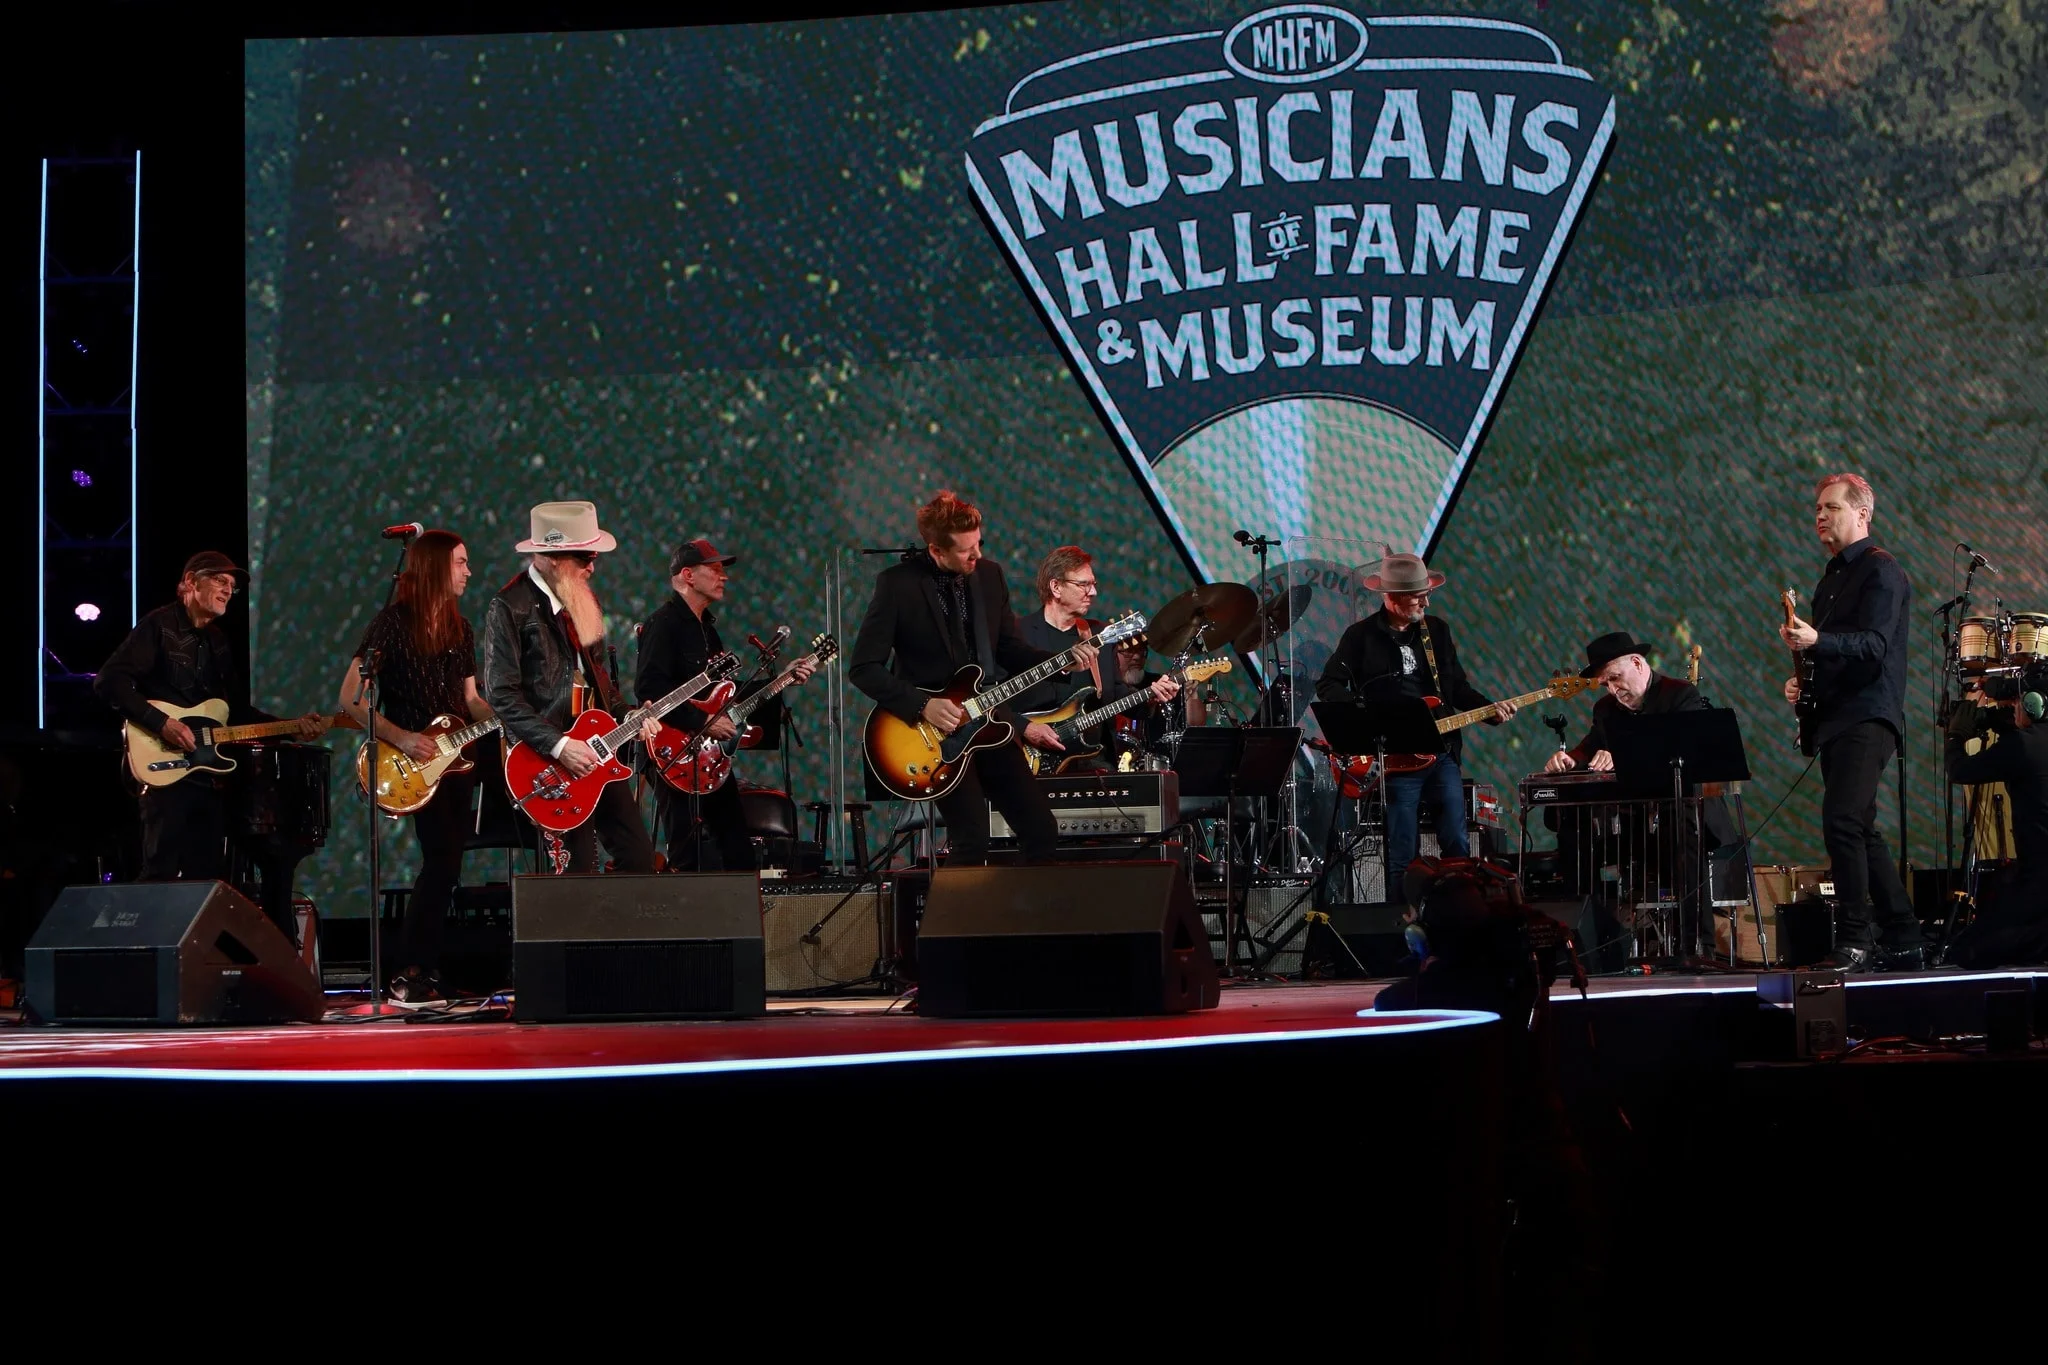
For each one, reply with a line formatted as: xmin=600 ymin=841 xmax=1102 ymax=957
xmin=1309 ymin=696 xmax=1445 ymax=929
xmin=1604 ymin=708 xmax=1756 ymax=964
xmin=1175 ymin=726 xmax=1301 ymax=974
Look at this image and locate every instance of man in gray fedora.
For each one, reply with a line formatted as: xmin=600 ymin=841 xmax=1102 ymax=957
xmin=1316 ymin=551 xmax=1515 ymax=902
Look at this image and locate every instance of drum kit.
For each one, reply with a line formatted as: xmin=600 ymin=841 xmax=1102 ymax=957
xmin=1123 ymin=577 xmax=1312 ymax=768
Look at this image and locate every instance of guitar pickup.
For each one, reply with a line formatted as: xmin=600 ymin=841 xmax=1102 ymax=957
xmin=589 ymin=737 xmax=612 ymax=760
xmin=147 ymin=759 xmax=190 ymax=772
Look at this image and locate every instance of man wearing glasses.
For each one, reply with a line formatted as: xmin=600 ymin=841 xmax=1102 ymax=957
xmin=97 ymin=550 xmax=331 ymax=888
xmin=1314 ymin=552 xmax=1515 ymax=903
xmin=1015 ymin=546 xmax=1179 ymax=761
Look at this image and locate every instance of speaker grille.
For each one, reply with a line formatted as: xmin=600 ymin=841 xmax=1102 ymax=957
xmin=562 ymin=939 xmax=737 ymax=1018
xmin=52 ymin=948 xmax=158 ymax=1021
xmin=950 ymin=934 xmax=1151 ymax=1015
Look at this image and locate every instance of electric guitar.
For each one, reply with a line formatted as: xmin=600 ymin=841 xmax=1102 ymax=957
xmin=863 ymin=610 xmax=1148 ymax=800
xmin=355 ymin=713 xmax=503 ymax=816
xmin=1020 ymin=655 xmax=1232 ymax=776
xmin=1331 ymin=673 xmax=1597 ymax=781
xmin=1783 ymin=588 xmax=1819 ymax=751
xmin=125 ymin=700 xmax=358 ymax=788
xmin=653 ymin=634 xmax=838 ymax=794
xmin=503 ymin=652 xmax=741 ymax=831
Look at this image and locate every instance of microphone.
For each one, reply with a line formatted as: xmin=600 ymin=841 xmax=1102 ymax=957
xmin=747 ymin=625 xmax=791 ymax=656
xmin=1234 ymin=529 xmax=1251 ymax=545
xmin=1961 ymin=543 xmax=1999 ymax=575
xmin=381 ymin=522 xmax=424 ymax=540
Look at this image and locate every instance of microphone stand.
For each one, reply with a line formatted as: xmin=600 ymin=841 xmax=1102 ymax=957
xmin=357 ymin=532 xmax=413 ymax=1012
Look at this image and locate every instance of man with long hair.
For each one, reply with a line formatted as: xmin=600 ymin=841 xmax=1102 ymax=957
xmin=336 ymin=529 xmax=494 ymax=1004
xmin=96 ymin=551 xmax=330 ymax=932
xmin=848 ymin=491 xmax=1083 ymax=863
xmin=482 ymin=502 xmax=659 ymax=876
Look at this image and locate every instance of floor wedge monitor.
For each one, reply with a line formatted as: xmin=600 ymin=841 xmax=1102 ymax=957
xmin=918 ymin=861 xmax=1219 ymax=1017
xmin=512 ymin=872 xmax=764 ymax=1021
xmin=26 ymin=880 xmax=323 ymax=1025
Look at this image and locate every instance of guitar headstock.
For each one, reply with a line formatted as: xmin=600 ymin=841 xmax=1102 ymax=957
xmin=708 ymin=650 xmax=742 ymax=680
xmin=1782 ymin=587 xmax=1798 ymax=626
xmin=1098 ymin=610 xmax=1147 ymax=647
xmin=1548 ymin=671 xmax=1598 ymax=701
xmin=1687 ymin=643 xmax=1703 ymax=686
xmin=809 ymin=633 xmax=840 ymax=665
xmin=1183 ymin=655 xmax=1233 ymax=683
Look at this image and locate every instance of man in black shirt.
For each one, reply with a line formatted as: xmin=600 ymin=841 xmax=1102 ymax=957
xmin=96 ymin=551 xmax=328 ymax=897
xmin=1780 ymin=473 xmax=1920 ymax=970
xmin=636 ymin=538 xmax=815 ymax=870
xmin=1013 ymin=545 xmax=1178 ymax=769
xmin=1943 ymin=679 xmax=2048 ymax=966
xmin=849 ymin=492 xmax=1087 ymax=864
xmin=1316 ymin=552 xmax=1515 ymax=903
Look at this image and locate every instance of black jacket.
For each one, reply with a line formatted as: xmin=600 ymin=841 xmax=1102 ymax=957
xmin=96 ymin=602 xmax=273 ymax=735
xmin=1568 ymin=673 xmax=1736 ymax=847
xmin=482 ymin=570 xmax=583 ymax=755
xmin=635 ymin=592 xmax=724 ymax=731
xmin=1315 ymin=611 xmax=1494 ymax=762
xmin=848 ymin=555 xmax=1053 ymax=726
xmin=1805 ymin=537 xmax=1910 ymax=751
xmin=1947 ymin=707 xmax=2048 ymax=871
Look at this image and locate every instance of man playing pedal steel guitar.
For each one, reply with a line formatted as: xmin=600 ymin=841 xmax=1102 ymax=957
xmin=1014 ymin=545 xmax=1178 ymax=765
xmin=848 ymin=492 xmax=1092 ymax=864
xmin=1315 ymin=552 xmax=1514 ymax=903
xmin=96 ymin=551 xmax=329 ymax=900
xmin=636 ymin=538 xmax=815 ymax=871
xmin=483 ymin=501 xmax=660 ymax=875
xmin=1779 ymin=473 xmax=1920 ymax=972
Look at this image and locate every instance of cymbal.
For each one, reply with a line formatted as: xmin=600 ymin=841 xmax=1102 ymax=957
xmin=1148 ymin=582 xmax=1258 ymax=656
xmin=1235 ymin=583 xmax=1313 ymax=653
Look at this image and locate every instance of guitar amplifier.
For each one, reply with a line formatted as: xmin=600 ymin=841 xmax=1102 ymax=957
xmin=990 ymin=772 xmax=1179 ymax=840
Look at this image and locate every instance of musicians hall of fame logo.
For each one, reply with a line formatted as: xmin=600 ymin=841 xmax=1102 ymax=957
xmin=966 ymin=7 xmax=1616 ymax=584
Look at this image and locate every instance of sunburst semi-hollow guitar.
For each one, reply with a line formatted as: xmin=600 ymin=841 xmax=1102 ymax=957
xmin=125 ymin=700 xmax=359 ymax=788
xmin=1021 ymin=655 xmax=1233 ymax=776
xmin=1332 ymin=672 xmax=1598 ymax=783
xmin=355 ymin=713 xmax=503 ymax=816
xmin=653 ymin=634 xmax=838 ymax=795
xmin=864 ymin=610 xmax=1148 ymax=800
xmin=503 ymin=651 xmax=740 ymax=832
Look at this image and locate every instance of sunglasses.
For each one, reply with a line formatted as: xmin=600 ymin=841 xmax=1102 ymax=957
xmin=545 ymin=551 xmax=599 ymax=565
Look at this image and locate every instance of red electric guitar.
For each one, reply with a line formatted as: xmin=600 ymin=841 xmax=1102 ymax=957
xmin=1322 ymin=672 xmax=1596 ymax=792
xmin=503 ymin=651 xmax=740 ymax=832
xmin=652 ymin=634 xmax=838 ymax=794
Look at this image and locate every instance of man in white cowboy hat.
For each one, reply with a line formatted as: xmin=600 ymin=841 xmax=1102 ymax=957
xmin=1315 ymin=551 xmax=1515 ymax=902
xmin=483 ymin=501 xmax=659 ymax=873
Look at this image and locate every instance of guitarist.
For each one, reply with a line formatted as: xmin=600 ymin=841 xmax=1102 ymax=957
xmin=95 ymin=552 xmax=330 ymax=922
xmin=635 ymin=538 xmax=815 ymax=871
xmin=482 ymin=501 xmax=660 ymax=876
xmin=1014 ymin=545 xmax=1179 ymax=767
xmin=1314 ymin=552 xmax=1515 ymax=904
xmin=848 ymin=492 xmax=1091 ymax=865
xmin=1779 ymin=472 xmax=1920 ymax=971
xmin=335 ymin=530 xmax=493 ymax=1003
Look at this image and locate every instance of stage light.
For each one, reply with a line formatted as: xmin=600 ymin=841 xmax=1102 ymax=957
xmin=70 ymin=469 xmax=91 ymax=487
xmin=74 ymin=603 xmax=100 ymax=622
xmin=71 ymin=339 xmax=86 ymax=353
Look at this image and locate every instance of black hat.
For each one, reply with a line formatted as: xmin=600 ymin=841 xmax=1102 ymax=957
xmin=181 ymin=550 xmax=249 ymax=584
xmin=670 ymin=538 xmax=738 ymax=575
xmin=1580 ymin=631 xmax=1648 ymax=678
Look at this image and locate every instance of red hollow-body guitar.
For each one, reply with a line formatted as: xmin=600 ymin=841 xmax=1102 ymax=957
xmin=503 ymin=653 xmax=739 ymax=832
xmin=652 ymin=634 xmax=838 ymax=794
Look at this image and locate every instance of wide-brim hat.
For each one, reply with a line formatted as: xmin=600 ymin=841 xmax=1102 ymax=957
xmin=515 ymin=501 xmax=618 ymax=555
xmin=1362 ymin=552 xmax=1446 ymax=595
xmin=1580 ymin=631 xmax=1649 ymax=678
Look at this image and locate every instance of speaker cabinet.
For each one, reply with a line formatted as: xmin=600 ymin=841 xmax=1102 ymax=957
xmin=26 ymin=881 xmax=323 ymax=1025
xmin=512 ymin=872 xmax=765 ymax=1021
xmin=917 ymin=861 xmax=1219 ymax=1017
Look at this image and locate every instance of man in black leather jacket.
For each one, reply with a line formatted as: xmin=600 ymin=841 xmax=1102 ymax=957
xmin=483 ymin=501 xmax=657 ymax=874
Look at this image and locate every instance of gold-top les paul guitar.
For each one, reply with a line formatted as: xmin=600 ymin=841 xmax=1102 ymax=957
xmin=124 ymin=699 xmax=358 ymax=788
xmin=355 ymin=713 xmax=503 ymax=816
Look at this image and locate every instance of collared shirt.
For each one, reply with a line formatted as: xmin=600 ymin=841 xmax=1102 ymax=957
xmin=95 ymin=601 xmax=271 ymax=735
xmin=1807 ymin=535 xmax=1911 ymax=748
xmin=921 ymin=552 xmax=973 ymax=659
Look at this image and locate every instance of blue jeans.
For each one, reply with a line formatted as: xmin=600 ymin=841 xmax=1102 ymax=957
xmin=1385 ymin=756 xmax=1468 ymax=903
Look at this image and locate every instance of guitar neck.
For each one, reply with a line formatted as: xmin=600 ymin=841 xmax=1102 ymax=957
xmin=443 ymin=717 xmax=502 ymax=750
xmin=1435 ymin=685 xmax=1558 ymax=735
xmin=624 ymin=668 xmax=724 ymax=741
xmin=730 ymin=656 xmax=812 ymax=725
xmin=212 ymin=714 xmax=339 ymax=743
xmin=1069 ymin=687 xmax=1158 ymax=733
xmin=969 ymin=648 xmax=1086 ymax=717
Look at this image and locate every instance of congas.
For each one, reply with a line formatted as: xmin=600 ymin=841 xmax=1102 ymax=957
xmin=1959 ymin=616 xmax=2004 ymax=671
xmin=2008 ymin=613 xmax=2048 ymax=661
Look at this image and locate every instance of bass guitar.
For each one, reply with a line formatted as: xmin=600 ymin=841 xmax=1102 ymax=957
xmin=503 ymin=652 xmax=740 ymax=832
xmin=355 ymin=713 xmax=503 ymax=816
xmin=653 ymin=634 xmax=839 ymax=794
xmin=1020 ymin=655 xmax=1232 ymax=776
xmin=1783 ymin=587 xmax=1819 ymax=752
xmin=1326 ymin=672 xmax=1597 ymax=786
xmin=863 ymin=610 xmax=1147 ymax=800
xmin=125 ymin=700 xmax=358 ymax=788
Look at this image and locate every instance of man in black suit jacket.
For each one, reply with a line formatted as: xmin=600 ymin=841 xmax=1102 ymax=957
xmin=848 ymin=492 xmax=1090 ymax=863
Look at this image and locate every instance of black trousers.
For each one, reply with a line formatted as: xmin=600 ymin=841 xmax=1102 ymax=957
xmin=139 ymin=778 xmax=227 ymax=881
xmin=657 ymin=778 xmax=753 ymax=871
xmin=937 ymin=740 xmax=1057 ymax=864
xmin=563 ymin=779 xmax=657 ymax=875
xmin=1819 ymin=720 xmax=1919 ymax=949
xmin=401 ymin=769 xmax=475 ymax=973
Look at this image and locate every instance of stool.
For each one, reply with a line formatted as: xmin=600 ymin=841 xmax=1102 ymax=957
xmin=804 ymin=800 xmax=833 ymax=846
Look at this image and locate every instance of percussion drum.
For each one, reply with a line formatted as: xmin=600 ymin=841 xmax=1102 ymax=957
xmin=2008 ymin=613 xmax=2048 ymax=661
xmin=1959 ymin=616 xmax=2003 ymax=672
xmin=226 ymin=742 xmax=332 ymax=845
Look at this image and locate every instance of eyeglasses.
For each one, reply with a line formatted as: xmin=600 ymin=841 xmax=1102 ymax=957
xmin=201 ymin=574 xmax=238 ymax=595
xmin=1058 ymin=578 xmax=1099 ymax=593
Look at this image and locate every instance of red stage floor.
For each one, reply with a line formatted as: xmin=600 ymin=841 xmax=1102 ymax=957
xmin=0 ymin=980 xmax=1490 ymax=1080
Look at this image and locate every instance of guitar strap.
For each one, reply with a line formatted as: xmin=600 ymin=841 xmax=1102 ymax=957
xmin=1076 ymin=618 xmax=1103 ymax=693
xmin=1417 ymin=616 xmax=1444 ymax=698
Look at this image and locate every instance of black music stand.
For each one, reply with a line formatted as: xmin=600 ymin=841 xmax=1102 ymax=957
xmin=1605 ymin=708 xmax=1756 ymax=963
xmin=1175 ymin=726 xmax=1301 ymax=974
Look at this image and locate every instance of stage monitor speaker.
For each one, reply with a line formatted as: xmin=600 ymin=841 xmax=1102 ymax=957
xmin=917 ymin=861 xmax=1219 ymax=1017
xmin=512 ymin=872 xmax=764 ymax=1021
xmin=26 ymin=881 xmax=323 ymax=1025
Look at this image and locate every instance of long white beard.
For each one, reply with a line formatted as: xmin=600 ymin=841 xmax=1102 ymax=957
xmin=550 ymin=569 xmax=606 ymax=647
